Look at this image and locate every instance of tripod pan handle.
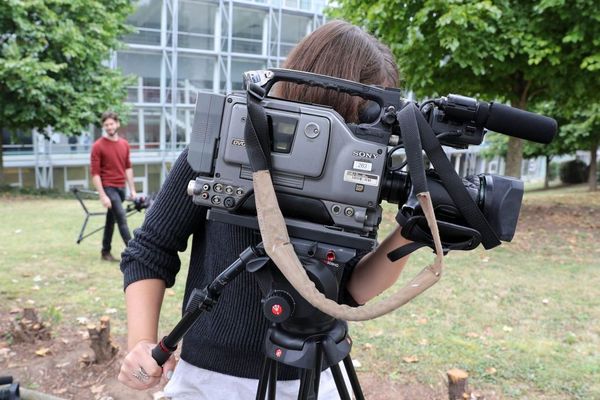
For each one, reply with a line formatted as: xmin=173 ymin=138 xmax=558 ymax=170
xmin=151 ymin=337 xmax=177 ymax=367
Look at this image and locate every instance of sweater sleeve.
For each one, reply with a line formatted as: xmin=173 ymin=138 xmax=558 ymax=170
xmin=125 ymin=141 xmax=132 ymax=169
xmin=120 ymin=148 xmax=207 ymax=289
xmin=90 ymin=142 xmax=101 ymax=177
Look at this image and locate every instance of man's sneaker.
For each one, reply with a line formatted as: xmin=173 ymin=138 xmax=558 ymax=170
xmin=101 ymin=251 xmax=119 ymax=262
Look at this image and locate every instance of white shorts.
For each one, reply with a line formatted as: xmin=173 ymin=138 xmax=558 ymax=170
xmin=163 ymin=359 xmax=353 ymax=400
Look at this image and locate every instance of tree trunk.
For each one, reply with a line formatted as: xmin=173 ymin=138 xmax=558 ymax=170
xmin=544 ymin=156 xmax=551 ymax=189
xmin=0 ymin=131 xmax=4 ymax=185
xmin=505 ymin=137 xmax=524 ymax=178
xmin=87 ymin=316 xmax=119 ymax=363
xmin=590 ymin=139 xmax=598 ymax=191
xmin=447 ymin=368 xmax=469 ymax=400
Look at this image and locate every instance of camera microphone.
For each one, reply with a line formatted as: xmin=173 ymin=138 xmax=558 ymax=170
xmin=485 ymin=102 xmax=557 ymax=144
xmin=437 ymin=94 xmax=557 ymax=144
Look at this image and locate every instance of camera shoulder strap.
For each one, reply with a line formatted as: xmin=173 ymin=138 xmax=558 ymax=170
xmin=244 ymin=83 xmax=272 ymax=172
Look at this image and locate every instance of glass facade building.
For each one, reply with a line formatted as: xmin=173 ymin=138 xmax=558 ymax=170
xmin=2 ymin=0 xmax=326 ymax=193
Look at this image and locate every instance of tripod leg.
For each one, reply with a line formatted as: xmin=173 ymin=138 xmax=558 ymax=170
xmin=329 ymin=364 xmax=352 ymax=400
xmin=343 ymin=355 xmax=365 ymax=400
xmin=312 ymin=347 xmax=323 ymax=398
xmin=256 ymin=358 xmax=272 ymax=400
xmin=297 ymin=369 xmax=314 ymax=400
xmin=268 ymin=359 xmax=278 ymax=400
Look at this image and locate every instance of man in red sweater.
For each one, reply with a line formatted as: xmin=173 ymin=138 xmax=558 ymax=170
xmin=90 ymin=111 xmax=137 ymax=262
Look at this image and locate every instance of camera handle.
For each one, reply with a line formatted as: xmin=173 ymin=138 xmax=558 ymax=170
xmin=245 ymin=68 xmax=404 ymax=116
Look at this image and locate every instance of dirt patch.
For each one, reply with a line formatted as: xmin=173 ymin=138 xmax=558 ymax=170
xmin=0 ymin=322 xmax=498 ymax=400
xmin=0 ymin=322 xmax=156 ymax=400
xmin=1 ymin=326 xmax=445 ymax=400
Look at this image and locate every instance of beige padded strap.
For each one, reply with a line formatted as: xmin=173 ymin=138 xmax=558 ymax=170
xmin=254 ymin=170 xmax=445 ymax=321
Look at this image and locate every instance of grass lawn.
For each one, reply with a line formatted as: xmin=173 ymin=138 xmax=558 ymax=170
xmin=1 ymin=185 xmax=599 ymax=399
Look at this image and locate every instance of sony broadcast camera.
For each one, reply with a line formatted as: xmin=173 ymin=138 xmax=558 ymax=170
xmin=185 ymin=68 xmax=557 ymax=255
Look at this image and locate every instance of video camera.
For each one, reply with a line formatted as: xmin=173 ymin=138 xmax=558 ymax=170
xmin=185 ymin=68 xmax=556 ymax=255
xmin=152 ymin=70 xmax=557 ymax=396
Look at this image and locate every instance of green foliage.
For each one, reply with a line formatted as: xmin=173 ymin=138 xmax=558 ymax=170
xmin=0 ymin=0 xmax=135 ymax=136
xmin=559 ymin=159 xmax=588 ymax=184
xmin=560 ymin=103 xmax=600 ymax=151
xmin=331 ymin=0 xmax=600 ymax=108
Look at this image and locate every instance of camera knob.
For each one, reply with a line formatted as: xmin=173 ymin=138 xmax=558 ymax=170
xmin=262 ymin=291 xmax=294 ymax=323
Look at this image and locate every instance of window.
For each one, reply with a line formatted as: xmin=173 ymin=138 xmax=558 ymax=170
xmin=231 ymin=8 xmax=266 ymax=55
xmin=179 ymin=0 xmax=217 ymax=50
xmin=117 ymin=50 xmax=162 ymax=103
xmin=177 ymin=54 xmax=216 ymax=103
xmin=124 ymin=0 xmax=162 ymax=46
xmin=273 ymin=14 xmax=311 ymax=57
xmin=143 ymin=110 xmax=162 ymax=148
xmin=119 ymin=111 xmax=141 ymax=148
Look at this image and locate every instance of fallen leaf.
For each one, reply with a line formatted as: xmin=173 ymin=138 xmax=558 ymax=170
xmin=485 ymin=367 xmax=497 ymax=375
xmin=104 ymin=308 xmax=117 ymax=314
xmin=502 ymin=326 xmax=513 ymax=332
xmin=362 ymin=343 xmax=373 ymax=350
xmin=417 ymin=318 xmax=428 ymax=325
xmin=166 ymin=289 xmax=176 ymax=296
xmin=35 ymin=347 xmax=51 ymax=357
xmin=402 ymin=355 xmax=419 ymax=363
xmin=352 ymin=359 xmax=362 ymax=369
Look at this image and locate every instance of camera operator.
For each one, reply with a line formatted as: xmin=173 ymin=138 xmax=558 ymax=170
xmin=118 ymin=20 xmax=412 ymax=399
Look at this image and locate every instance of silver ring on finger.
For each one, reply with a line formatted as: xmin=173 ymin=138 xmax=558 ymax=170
xmin=133 ymin=366 xmax=150 ymax=381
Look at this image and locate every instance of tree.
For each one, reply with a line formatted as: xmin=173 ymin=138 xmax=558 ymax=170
xmin=0 ymin=0 xmax=135 ymax=185
xmin=560 ymin=103 xmax=600 ymax=191
xmin=331 ymin=0 xmax=600 ymax=178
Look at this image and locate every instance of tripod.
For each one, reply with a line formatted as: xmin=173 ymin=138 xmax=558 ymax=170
xmin=152 ymin=242 xmax=365 ymax=400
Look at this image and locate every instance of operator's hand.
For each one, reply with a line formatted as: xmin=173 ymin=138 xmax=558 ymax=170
xmin=118 ymin=340 xmax=177 ymax=390
xmin=129 ymin=190 xmax=138 ymax=201
xmin=100 ymin=194 xmax=112 ymax=209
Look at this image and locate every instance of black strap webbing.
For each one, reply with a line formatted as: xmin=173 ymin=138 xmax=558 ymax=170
xmin=244 ymin=84 xmax=272 ymax=172
xmin=414 ymin=108 xmax=501 ymax=249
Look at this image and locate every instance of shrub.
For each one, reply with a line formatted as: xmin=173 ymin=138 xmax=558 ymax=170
xmin=559 ymin=160 xmax=589 ymax=184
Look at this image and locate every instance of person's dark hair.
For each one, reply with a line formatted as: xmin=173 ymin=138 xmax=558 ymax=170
xmin=101 ymin=111 xmax=120 ymax=124
xmin=276 ymin=20 xmax=400 ymax=123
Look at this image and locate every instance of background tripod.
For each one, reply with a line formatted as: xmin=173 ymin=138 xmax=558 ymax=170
xmin=152 ymin=241 xmax=365 ymax=400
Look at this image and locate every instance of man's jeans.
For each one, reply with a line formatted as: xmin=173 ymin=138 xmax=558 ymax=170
xmin=102 ymin=187 xmax=132 ymax=253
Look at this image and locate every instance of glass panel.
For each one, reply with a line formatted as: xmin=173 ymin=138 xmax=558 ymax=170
xmin=123 ymin=0 xmax=162 ymax=46
xmin=120 ymin=111 xmax=140 ymax=148
xmin=231 ymin=59 xmax=265 ymax=90
xmin=177 ymin=54 xmax=215 ymax=103
xmin=143 ymin=110 xmax=162 ymax=149
xmin=178 ymin=0 xmax=217 ymax=50
xmin=232 ymin=8 xmax=265 ymax=55
xmin=273 ymin=14 xmax=311 ymax=57
xmin=117 ymin=50 xmax=162 ymax=103
xmin=2 ymin=128 xmax=33 ymax=154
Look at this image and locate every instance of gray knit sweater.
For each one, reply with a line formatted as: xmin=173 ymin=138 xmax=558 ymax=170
xmin=121 ymin=149 xmax=358 ymax=380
